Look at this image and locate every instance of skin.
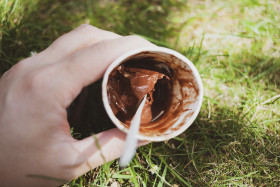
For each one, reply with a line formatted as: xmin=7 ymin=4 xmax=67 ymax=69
xmin=0 ymin=24 xmax=154 ymax=186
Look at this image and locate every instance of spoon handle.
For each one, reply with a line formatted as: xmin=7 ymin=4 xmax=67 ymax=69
xmin=119 ymin=95 xmax=147 ymax=167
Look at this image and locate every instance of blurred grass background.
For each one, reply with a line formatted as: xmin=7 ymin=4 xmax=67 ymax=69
xmin=1 ymin=0 xmax=279 ymax=186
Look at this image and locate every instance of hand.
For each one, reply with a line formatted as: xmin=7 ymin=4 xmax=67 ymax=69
xmin=0 ymin=24 xmax=153 ymax=187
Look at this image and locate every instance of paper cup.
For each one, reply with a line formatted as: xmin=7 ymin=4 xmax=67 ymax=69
xmin=102 ymin=47 xmax=203 ymax=141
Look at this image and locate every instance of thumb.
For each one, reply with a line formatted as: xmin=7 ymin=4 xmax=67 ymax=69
xmin=68 ymin=128 xmax=149 ymax=178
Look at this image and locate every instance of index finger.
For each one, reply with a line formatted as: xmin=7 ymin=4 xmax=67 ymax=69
xmin=52 ymin=35 xmax=156 ymax=107
xmin=39 ymin=24 xmax=121 ymax=63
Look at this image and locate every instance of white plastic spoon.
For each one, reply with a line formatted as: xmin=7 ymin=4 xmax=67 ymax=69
xmin=119 ymin=95 xmax=147 ymax=167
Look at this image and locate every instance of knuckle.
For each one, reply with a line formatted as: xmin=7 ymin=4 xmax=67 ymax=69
xmin=11 ymin=59 xmax=29 ymax=72
xmin=48 ymin=24 xmax=99 ymax=51
xmin=23 ymin=66 xmax=54 ymax=92
xmin=75 ymin=24 xmax=98 ymax=33
xmin=76 ymin=25 xmax=121 ymax=40
xmin=2 ymin=59 xmax=30 ymax=78
xmin=92 ymin=39 xmax=110 ymax=53
xmin=25 ymin=71 xmax=45 ymax=91
xmin=128 ymin=35 xmax=152 ymax=45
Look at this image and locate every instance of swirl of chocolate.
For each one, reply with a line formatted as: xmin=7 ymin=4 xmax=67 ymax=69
xmin=107 ymin=65 xmax=170 ymax=124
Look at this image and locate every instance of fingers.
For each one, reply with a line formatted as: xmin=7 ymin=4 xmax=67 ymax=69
xmin=39 ymin=24 xmax=121 ymax=63
xmin=54 ymin=35 xmax=156 ymax=107
xmin=67 ymin=128 xmax=150 ymax=178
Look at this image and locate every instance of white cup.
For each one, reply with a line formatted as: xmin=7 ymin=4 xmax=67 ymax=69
xmin=102 ymin=47 xmax=203 ymax=141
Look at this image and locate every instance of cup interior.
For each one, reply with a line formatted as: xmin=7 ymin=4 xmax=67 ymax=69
xmin=102 ymin=47 xmax=203 ymax=141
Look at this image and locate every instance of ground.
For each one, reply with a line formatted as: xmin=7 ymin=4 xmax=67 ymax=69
xmin=0 ymin=0 xmax=279 ymax=186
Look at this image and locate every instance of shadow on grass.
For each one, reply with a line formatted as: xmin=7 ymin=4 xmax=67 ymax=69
xmin=145 ymin=103 xmax=280 ymax=186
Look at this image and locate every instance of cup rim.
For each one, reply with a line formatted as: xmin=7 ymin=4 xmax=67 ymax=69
xmin=102 ymin=46 xmax=203 ymax=141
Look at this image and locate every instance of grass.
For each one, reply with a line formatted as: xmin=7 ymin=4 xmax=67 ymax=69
xmin=1 ymin=0 xmax=280 ymax=186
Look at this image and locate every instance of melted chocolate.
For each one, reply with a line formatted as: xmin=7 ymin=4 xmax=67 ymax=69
xmin=107 ymin=58 xmax=173 ymax=124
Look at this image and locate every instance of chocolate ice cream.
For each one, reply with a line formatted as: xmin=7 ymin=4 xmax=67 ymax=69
xmin=107 ymin=61 xmax=172 ymax=124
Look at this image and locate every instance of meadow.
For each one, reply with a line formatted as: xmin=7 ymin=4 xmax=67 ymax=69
xmin=0 ymin=0 xmax=279 ymax=186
